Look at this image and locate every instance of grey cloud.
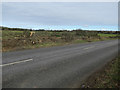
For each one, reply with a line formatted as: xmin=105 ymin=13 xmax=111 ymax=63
xmin=2 ymin=2 xmax=118 ymax=26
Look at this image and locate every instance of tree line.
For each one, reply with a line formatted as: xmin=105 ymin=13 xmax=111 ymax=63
xmin=1 ymin=26 xmax=119 ymax=34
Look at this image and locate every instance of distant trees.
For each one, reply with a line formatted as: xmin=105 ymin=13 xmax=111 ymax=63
xmin=1 ymin=26 xmax=120 ymax=35
xmin=1 ymin=26 xmax=31 ymax=31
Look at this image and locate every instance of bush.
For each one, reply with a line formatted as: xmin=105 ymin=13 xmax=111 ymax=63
xmin=23 ymin=30 xmax=30 ymax=38
xmin=61 ymin=32 xmax=74 ymax=42
xmin=51 ymin=32 xmax=61 ymax=37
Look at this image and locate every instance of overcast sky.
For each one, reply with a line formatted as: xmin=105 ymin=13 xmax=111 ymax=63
xmin=2 ymin=2 xmax=118 ymax=30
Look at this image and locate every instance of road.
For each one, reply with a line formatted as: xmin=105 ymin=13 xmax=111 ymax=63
xmin=2 ymin=39 xmax=119 ymax=88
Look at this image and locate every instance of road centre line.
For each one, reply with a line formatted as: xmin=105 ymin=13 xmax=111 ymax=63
xmin=0 ymin=58 xmax=33 ymax=67
xmin=83 ymin=46 xmax=95 ymax=50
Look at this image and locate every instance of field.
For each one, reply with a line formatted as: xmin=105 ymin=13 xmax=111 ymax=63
xmin=98 ymin=33 xmax=118 ymax=37
xmin=2 ymin=28 xmax=119 ymax=52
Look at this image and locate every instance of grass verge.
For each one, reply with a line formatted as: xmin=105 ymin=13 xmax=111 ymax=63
xmin=80 ymin=55 xmax=120 ymax=88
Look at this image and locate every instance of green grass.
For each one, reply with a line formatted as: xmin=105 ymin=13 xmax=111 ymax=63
xmin=98 ymin=34 xmax=118 ymax=37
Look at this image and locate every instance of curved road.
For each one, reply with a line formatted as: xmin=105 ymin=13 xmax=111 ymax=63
xmin=2 ymin=39 xmax=119 ymax=88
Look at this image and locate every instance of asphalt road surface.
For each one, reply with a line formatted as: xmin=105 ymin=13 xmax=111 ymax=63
xmin=2 ymin=39 xmax=119 ymax=88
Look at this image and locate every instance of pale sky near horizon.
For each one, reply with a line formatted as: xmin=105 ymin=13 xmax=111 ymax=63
xmin=2 ymin=2 xmax=118 ymax=30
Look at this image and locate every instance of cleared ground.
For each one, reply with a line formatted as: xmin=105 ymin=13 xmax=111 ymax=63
xmin=2 ymin=30 xmax=118 ymax=52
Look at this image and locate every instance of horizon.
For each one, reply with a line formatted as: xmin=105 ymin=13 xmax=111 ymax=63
xmin=2 ymin=2 xmax=118 ymax=31
xmin=1 ymin=25 xmax=119 ymax=31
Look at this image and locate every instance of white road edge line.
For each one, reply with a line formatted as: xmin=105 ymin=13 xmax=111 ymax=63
xmin=0 ymin=58 xmax=33 ymax=67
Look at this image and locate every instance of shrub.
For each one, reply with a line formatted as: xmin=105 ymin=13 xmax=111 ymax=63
xmin=23 ymin=30 xmax=30 ymax=38
xmin=61 ymin=32 xmax=74 ymax=42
